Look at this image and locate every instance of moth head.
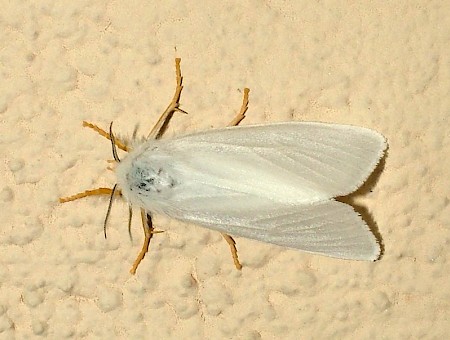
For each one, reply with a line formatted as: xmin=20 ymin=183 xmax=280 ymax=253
xmin=103 ymin=122 xmax=148 ymax=240
xmin=109 ymin=123 xmax=152 ymax=208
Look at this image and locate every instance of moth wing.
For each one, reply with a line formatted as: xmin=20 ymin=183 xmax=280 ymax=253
xmin=166 ymin=200 xmax=380 ymax=261
xmin=167 ymin=122 xmax=386 ymax=202
xmin=119 ymin=122 xmax=384 ymax=260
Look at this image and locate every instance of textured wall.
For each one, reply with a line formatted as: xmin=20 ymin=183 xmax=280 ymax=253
xmin=0 ymin=1 xmax=448 ymax=339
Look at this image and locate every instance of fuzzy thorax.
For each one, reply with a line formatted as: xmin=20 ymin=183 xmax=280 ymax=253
xmin=114 ymin=141 xmax=177 ymax=210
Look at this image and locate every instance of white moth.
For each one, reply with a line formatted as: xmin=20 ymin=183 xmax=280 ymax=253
xmin=61 ymin=59 xmax=386 ymax=273
xmin=116 ymin=121 xmax=385 ymax=262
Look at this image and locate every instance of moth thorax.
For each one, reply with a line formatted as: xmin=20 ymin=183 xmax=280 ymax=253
xmin=127 ymin=162 xmax=176 ymax=196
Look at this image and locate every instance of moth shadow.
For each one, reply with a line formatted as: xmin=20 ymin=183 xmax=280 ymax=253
xmin=336 ymin=151 xmax=388 ymax=259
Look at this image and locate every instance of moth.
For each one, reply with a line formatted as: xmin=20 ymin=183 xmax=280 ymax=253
xmin=61 ymin=59 xmax=386 ymax=274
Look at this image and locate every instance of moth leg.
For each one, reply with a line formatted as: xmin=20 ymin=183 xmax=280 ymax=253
xmin=59 ymin=187 xmax=121 ymax=203
xmin=129 ymin=209 xmax=164 ymax=274
xmin=82 ymin=121 xmax=129 ymax=152
xmin=221 ymin=233 xmax=242 ymax=270
xmin=227 ymin=88 xmax=250 ymax=127
xmin=148 ymin=58 xmax=187 ymax=140
xmin=216 ymin=88 xmax=250 ymax=270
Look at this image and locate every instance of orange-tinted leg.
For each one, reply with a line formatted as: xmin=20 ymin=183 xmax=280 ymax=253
xmin=59 ymin=187 xmax=120 ymax=203
xmin=219 ymin=87 xmax=250 ymax=270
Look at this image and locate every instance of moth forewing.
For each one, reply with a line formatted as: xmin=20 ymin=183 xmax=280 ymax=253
xmin=115 ymin=122 xmax=386 ymax=261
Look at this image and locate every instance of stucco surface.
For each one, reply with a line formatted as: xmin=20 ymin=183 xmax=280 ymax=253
xmin=0 ymin=1 xmax=448 ymax=339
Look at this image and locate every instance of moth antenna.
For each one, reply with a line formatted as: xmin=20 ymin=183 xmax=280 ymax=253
xmin=104 ymin=184 xmax=118 ymax=238
xmin=132 ymin=123 xmax=139 ymax=140
xmin=109 ymin=122 xmax=120 ymax=162
xmin=128 ymin=205 xmax=133 ymax=241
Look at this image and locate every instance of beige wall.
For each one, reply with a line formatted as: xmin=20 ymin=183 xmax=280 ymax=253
xmin=0 ymin=1 xmax=448 ymax=338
